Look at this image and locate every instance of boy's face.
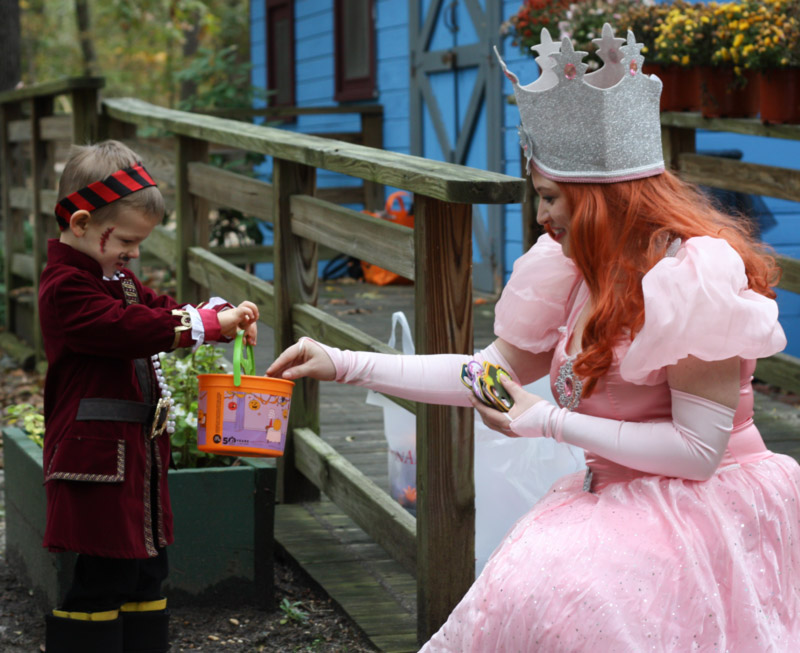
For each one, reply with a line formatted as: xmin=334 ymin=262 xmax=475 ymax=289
xmin=68 ymin=207 xmax=160 ymax=278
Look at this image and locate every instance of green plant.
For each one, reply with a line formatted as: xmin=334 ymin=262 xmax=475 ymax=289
xmin=278 ymin=598 xmax=309 ymax=625
xmin=160 ymin=344 xmax=236 ymax=469
xmin=5 ymin=403 xmax=45 ymax=447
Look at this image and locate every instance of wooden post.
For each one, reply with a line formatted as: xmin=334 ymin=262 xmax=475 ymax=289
xmin=361 ymin=110 xmax=384 ymax=212
xmin=31 ymin=96 xmax=54 ymax=360
xmin=661 ymin=125 xmax=696 ymax=174
xmin=272 ymin=158 xmax=321 ymax=504
xmin=520 ymin=148 xmax=540 ymax=252
xmin=1 ymin=102 xmax=23 ymax=331
xmin=413 ymin=195 xmax=474 ymax=643
xmin=175 ymin=136 xmax=209 ymax=304
xmin=71 ymin=87 xmax=99 ymax=145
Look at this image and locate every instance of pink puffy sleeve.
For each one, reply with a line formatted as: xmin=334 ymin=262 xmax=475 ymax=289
xmin=494 ymin=233 xmax=581 ymax=353
xmin=620 ymin=236 xmax=786 ymax=384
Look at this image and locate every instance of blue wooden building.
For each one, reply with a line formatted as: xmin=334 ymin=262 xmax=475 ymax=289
xmin=250 ymin=0 xmax=800 ymax=356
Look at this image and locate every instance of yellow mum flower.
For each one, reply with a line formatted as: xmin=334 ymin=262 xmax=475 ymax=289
xmin=733 ymin=33 xmax=744 ymax=48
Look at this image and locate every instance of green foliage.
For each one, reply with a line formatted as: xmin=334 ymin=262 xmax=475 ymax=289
xmin=19 ymin=0 xmax=254 ymax=109
xmin=5 ymin=403 xmax=45 ymax=447
xmin=176 ymin=45 xmax=268 ymax=111
xmin=278 ymin=599 xmax=310 ymax=626
xmin=160 ymin=344 xmax=236 ymax=469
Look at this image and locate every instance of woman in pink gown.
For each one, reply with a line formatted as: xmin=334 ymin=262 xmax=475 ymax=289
xmin=268 ymin=24 xmax=800 ymax=651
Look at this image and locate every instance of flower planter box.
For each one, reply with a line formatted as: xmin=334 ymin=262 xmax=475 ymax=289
xmin=2 ymin=426 xmax=276 ymax=610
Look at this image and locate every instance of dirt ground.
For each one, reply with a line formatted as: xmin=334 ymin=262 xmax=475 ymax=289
xmin=0 ymin=342 xmax=379 ymax=652
xmin=0 ymin=542 xmax=377 ymax=652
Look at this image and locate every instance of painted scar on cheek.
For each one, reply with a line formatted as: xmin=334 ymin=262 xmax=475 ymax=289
xmin=99 ymin=227 xmax=114 ymax=253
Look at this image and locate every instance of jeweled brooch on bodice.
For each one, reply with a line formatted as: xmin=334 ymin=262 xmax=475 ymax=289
xmin=555 ymin=355 xmax=583 ymax=411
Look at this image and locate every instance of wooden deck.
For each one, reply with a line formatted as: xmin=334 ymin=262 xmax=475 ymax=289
xmin=243 ymin=278 xmax=800 ymax=653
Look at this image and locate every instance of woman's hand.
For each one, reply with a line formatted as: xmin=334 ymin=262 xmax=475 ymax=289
xmin=218 ymin=301 xmax=259 ymax=344
xmin=470 ymin=376 xmax=545 ymax=437
xmin=266 ymin=338 xmax=336 ymax=381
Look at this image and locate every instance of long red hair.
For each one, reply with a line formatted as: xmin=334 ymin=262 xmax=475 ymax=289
xmin=558 ymin=170 xmax=780 ymax=396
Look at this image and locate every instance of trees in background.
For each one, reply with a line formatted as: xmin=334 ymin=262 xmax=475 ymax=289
xmin=18 ymin=0 xmax=252 ymax=108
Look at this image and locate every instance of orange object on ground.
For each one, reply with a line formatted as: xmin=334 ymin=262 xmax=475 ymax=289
xmin=361 ymin=191 xmax=414 ymax=286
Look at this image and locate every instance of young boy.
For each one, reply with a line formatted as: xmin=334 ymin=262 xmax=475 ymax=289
xmin=39 ymin=140 xmax=258 ymax=653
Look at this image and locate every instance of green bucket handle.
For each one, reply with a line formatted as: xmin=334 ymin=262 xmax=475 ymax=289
xmin=232 ymin=331 xmax=256 ymax=386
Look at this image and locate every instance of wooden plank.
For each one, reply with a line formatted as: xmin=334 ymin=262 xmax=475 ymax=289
xmin=102 ymin=98 xmax=526 ymax=205
xmin=314 ymin=186 xmax=365 ymax=205
xmin=2 ymin=102 xmax=24 ymax=330
xmin=187 ymin=161 xmax=273 ymax=221
xmin=413 ymin=195 xmax=474 ymax=641
xmin=273 ymin=158 xmax=320 ymax=503
xmin=361 ymin=112 xmax=385 ymax=212
xmin=8 ymin=119 xmax=30 ymax=143
xmin=756 ymin=352 xmax=800 ymax=396
xmin=308 ymin=131 xmax=361 ymax=144
xmin=142 ymin=224 xmax=175 ymax=264
xmin=11 ymin=252 xmax=36 ymax=280
xmin=71 ymin=86 xmax=100 ymax=146
xmin=777 ymin=254 xmax=800 ymax=295
xmin=661 ymin=125 xmax=695 ymax=172
xmin=274 ymin=502 xmax=418 ymax=653
xmin=679 ymin=153 xmax=800 ymax=204
xmin=31 ymin=96 xmax=53 ymax=360
xmin=198 ymin=105 xmax=384 ymax=119
xmin=40 ymin=115 xmax=72 ymax=142
xmin=293 ymin=426 xmax=417 ymax=574
xmin=40 ymin=189 xmax=57 ymax=214
xmin=0 ymin=76 xmax=104 ymax=105
xmin=210 ymin=244 xmax=274 ymax=265
xmin=9 ymin=186 xmax=30 ymax=210
xmin=175 ymin=136 xmax=209 ymax=303
xmin=290 ymin=195 xmax=415 ymax=279
xmin=185 ymin=247 xmax=275 ymax=325
xmin=661 ymin=111 xmax=800 ymax=142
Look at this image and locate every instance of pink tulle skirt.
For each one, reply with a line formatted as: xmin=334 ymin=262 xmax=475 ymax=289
xmin=421 ymin=453 xmax=800 ymax=652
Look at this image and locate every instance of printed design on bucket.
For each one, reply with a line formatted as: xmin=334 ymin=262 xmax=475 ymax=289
xmin=221 ymin=390 xmax=289 ymax=447
xmin=196 ymin=332 xmax=294 ymax=458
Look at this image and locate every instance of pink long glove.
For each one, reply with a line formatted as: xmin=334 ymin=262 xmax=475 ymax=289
xmin=507 ymin=388 xmax=735 ymax=481
xmin=310 ymin=338 xmax=519 ymax=406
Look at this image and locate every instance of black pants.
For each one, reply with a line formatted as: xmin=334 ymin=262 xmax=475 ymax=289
xmin=60 ymin=546 xmax=168 ymax=612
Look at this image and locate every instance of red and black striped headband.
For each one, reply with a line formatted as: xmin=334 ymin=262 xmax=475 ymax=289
xmin=55 ymin=163 xmax=157 ymax=230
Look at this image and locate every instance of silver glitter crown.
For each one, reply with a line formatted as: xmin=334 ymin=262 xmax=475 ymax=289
xmin=495 ymin=24 xmax=665 ymax=183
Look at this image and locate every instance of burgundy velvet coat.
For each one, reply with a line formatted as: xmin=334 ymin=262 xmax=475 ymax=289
xmin=38 ymin=239 xmax=221 ymax=558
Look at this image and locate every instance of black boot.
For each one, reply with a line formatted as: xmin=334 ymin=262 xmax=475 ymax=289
xmin=121 ymin=600 xmax=170 ymax=652
xmin=45 ymin=611 xmax=123 ymax=653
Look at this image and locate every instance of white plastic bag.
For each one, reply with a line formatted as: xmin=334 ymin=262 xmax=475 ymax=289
xmin=365 ymin=312 xmax=586 ymax=566
xmin=474 ymin=376 xmax=586 ymax=574
xmin=366 ymin=312 xmax=417 ymax=516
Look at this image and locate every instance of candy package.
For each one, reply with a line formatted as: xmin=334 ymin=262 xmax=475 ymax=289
xmin=460 ymin=360 xmax=514 ymax=412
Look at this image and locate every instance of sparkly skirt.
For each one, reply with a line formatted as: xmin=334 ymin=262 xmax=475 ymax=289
xmin=420 ymin=453 xmax=800 ymax=652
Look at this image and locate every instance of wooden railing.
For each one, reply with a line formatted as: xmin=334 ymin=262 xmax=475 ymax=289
xmin=0 ymin=78 xmax=526 ymax=643
xmin=661 ymin=114 xmax=800 ymax=395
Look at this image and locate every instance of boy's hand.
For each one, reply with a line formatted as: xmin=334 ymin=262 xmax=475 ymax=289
xmin=219 ymin=301 xmax=259 ymax=345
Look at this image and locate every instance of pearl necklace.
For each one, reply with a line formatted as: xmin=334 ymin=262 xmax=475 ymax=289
xmin=151 ymin=353 xmax=176 ymax=434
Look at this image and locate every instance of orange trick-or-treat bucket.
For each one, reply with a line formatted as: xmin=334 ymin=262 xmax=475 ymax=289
xmin=197 ymin=332 xmax=293 ymax=457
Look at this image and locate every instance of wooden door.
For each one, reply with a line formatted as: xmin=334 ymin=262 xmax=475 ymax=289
xmin=410 ymin=0 xmax=503 ymax=293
